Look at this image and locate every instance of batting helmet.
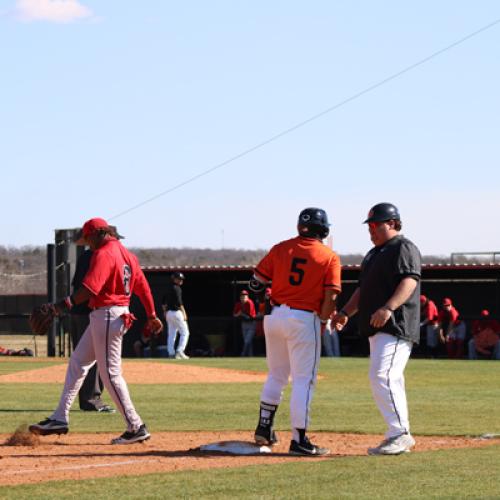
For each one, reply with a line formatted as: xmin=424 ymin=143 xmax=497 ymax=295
xmin=363 ymin=203 xmax=400 ymax=223
xmin=172 ymin=272 xmax=185 ymax=280
xmin=297 ymin=207 xmax=330 ymax=239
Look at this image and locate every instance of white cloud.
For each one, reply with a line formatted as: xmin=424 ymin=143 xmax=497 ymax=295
xmin=15 ymin=0 xmax=92 ymax=23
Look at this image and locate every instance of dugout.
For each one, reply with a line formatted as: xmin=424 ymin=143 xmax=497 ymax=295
xmin=3 ymin=239 xmax=500 ymax=358
xmin=140 ymin=263 xmax=500 ymax=358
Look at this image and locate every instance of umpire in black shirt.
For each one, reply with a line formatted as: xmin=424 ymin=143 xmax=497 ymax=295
xmin=70 ymin=234 xmax=114 ymax=412
xmin=333 ymin=203 xmax=421 ymax=456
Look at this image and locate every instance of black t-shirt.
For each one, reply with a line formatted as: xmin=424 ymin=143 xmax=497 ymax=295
xmin=358 ymin=235 xmax=421 ymax=343
xmin=71 ymin=249 xmax=93 ymax=315
xmin=162 ymin=282 xmax=183 ymax=311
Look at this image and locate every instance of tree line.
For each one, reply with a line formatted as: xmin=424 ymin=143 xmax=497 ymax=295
xmin=0 ymin=245 xmax=464 ymax=295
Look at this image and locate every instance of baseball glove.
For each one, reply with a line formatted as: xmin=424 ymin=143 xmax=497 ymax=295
xmin=29 ymin=304 xmax=58 ymax=335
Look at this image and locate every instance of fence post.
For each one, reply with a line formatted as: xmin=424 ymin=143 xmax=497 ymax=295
xmin=47 ymin=244 xmax=56 ymax=357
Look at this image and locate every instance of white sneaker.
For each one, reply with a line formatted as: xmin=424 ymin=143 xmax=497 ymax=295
xmin=175 ymin=351 xmax=190 ymax=359
xmin=368 ymin=433 xmax=415 ymax=455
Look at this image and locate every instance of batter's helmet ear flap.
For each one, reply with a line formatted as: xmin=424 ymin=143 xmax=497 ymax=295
xmin=363 ymin=203 xmax=401 ymax=223
xmin=297 ymin=208 xmax=330 ymax=239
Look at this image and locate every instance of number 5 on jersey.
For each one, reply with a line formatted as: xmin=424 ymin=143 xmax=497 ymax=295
xmin=289 ymin=258 xmax=307 ymax=286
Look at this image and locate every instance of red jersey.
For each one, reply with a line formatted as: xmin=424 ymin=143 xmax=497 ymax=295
xmin=233 ymin=299 xmax=256 ymax=319
xmin=255 ymin=236 xmax=341 ymax=314
xmin=422 ymin=300 xmax=439 ymax=324
xmin=82 ymin=239 xmax=155 ymax=317
xmin=438 ymin=306 xmax=459 ymax=325
xmin=471 ymin=319 xmax=500 ymax=337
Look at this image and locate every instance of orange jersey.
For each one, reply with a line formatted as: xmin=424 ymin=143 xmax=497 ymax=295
xmin=255 ymin=236 xmax=341 ymax=314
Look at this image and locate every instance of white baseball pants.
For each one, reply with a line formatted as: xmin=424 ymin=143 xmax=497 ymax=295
xmin=51 ymin=306 xmax=143 ymax=431
xmin=369 ymin=332 xmax=412 ymax=438
xmin=165 ymin=310 xmax=190 ymax=356
xmin=260 ymin=305 xmax=321 ymax=431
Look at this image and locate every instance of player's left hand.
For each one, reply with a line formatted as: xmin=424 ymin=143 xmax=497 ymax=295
xmin=147 ymin=316 xmax=164 ymax=335
xmin=370 ymin=307 xmax=392 ymax=328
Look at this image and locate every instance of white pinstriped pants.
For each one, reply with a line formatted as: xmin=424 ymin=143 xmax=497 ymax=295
xmin=369 ymin=333 xmax=413 ymax=438
xmin=51 ymin=306 xmax=143 ymax=431
xmin=260 ymin=305 xmax=321 ymax=431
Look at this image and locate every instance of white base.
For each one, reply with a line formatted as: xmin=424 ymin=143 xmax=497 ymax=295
xmin=478 ymin=433 xmax=500 ymax=440
xmin=199 ymin=440 xmax=272 ymax=455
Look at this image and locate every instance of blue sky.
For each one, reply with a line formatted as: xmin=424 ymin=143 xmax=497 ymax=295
xmin=1 ymin=1 xmax=499 ymax=256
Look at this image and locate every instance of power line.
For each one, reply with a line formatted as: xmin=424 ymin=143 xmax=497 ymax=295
xmin=109 ymin=18 xmax=500 ymax=221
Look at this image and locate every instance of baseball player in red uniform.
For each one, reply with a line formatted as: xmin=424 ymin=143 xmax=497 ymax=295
xmin=252 ymin=208 xmax=341 ymax=456
xmin=420 ymin=295 xmax=439 ymax=357
xmin=30 ymin=217 xmax=163 ymax=444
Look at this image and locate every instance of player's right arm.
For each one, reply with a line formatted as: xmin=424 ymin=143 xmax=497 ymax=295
xmin=251 ymin=247 xmax=275 ymax=291
xmin=130 ymin=258 xmax=163 ymax=334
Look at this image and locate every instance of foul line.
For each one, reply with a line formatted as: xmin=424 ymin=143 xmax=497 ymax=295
xmin=108 ymin=17 xmax=500 ymax=222
xmin=3 ymin=458 xmax=157 ymax=475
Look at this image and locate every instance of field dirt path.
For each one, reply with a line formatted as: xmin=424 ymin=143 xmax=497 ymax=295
xmin=1 ymin=431 xmax=499 ymax=486
xmin=0 ymin=361 xmax=268 ymax=384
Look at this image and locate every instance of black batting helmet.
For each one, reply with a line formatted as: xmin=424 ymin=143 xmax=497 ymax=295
xmin=363 ymin=203 xmax=400 ymax=223
xmin=297 ymin=207 xmax=330 ymax=239
xmin=172 ymin=272 xmax=185 ymax=280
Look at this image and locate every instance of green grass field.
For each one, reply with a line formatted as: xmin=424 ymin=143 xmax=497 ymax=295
xmin=1 ymin=357 xmax=500 ymax=498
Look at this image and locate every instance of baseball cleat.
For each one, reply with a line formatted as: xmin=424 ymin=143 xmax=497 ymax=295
xmin=29 ymin=418 xmax=69 ymax=436
xmin=96 ymin=405 xmax=116 ymax=413
xmin=254 ymin=425 xmax=278 ymax=446
xmin=289 ymin=437 xmax=329 ymax=456
xmin=368 ymin=433 xmax=416 ymax=455
xmin=111 ymin=424 xmax=151 ymax=444
xmin=175 ymin=351 xmax=190 ymax=359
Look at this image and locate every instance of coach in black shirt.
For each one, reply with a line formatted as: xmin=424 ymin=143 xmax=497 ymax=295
xmin=333 ymin=202 xmax=421 ymax=456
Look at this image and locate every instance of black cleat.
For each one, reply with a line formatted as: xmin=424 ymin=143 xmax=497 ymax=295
xmin=289 ymin=436 xmax=329 ymax=456
xmin=254 ymin=425 xmax=278 ymax=446
xmin=111 ymin=424 xmax=151 ymax=444
xmin=29 ymin=418 xmax=69 ymax=436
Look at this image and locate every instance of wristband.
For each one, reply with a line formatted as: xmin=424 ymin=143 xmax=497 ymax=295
xmin=63 ymin=296 xmax=74 ymax=311
xmin=339 ymin=309 xmax=349 ymax=318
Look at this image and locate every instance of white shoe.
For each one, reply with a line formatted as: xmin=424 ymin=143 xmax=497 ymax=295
xmin=175 ymin=351 xmax=189 ymax=359
xmin=368 ymin=433 xmax=415 ymax=455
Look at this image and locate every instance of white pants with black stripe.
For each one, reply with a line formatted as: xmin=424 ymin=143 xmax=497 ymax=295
xmin=260 ymin=305 xmax=321 ymax=431
xmin=51 ymin=306 xmax=143 ymax=432
xmin=369 ymin=332 xmax=413 ymax=439
xmin=166 ymin=310 xmax=190 ymax=356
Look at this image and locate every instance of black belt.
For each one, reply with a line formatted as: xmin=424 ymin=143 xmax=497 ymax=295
xmin=273 ymin=303 xmax=314 ymax=314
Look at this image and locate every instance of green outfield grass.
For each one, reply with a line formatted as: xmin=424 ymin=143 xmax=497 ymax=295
xmin=1 ymin=357 xmax=500 ymax=497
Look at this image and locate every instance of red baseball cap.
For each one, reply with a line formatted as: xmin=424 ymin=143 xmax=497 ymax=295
xmin=481 ymin=309 xmax=490 ymax=317
xmin=82 ymin=217 xmax=109 ymax=238
xmin=442 ymin=297 xmax=452 ymax=306
xmin=420 ymin=295 xmax=427 ymax=304
xmin=240 ymin=290 xmax=249 ymax=296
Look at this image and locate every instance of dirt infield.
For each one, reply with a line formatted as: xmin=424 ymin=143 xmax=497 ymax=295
xmin=0 ymin=361 xmax=268 ymax=384
xmin=1 ymin=431 xmax=499 ymax=486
